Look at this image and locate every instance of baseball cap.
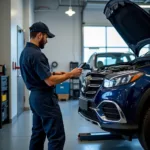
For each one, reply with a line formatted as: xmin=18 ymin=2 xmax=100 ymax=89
xmin=29 ymin=22 xmax=55 ymax=38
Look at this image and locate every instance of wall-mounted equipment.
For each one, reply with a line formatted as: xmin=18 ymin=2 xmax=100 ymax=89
xmin=51 ymin=61 xmax=58 ymax=72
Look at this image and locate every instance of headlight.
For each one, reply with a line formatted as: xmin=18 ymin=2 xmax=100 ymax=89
xmin=104 ymin=72 xmax=144 ymax=88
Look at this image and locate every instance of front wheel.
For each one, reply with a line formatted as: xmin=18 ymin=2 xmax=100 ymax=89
xmin=138 ymin=108 xmax=150 ymax=150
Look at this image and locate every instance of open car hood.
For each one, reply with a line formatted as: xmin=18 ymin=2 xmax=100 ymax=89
xmin=104 ymin=0 xmax=150 ymax=56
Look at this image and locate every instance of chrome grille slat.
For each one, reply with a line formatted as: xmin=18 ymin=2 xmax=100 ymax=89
xmin=88 ymin=84 xmax=100 ymax=88
xmin=86 ymin=91 xmax=96 ymax=94
xmin=91 ymin=77 xmax=104 ymax=80
xmin=82 ymin=72 xmax=104 ymax=99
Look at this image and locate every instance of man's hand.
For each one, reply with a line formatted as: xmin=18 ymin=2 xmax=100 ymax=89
xmin=71 ymin=68 xmax=82 ymax=77
xmin=45 ymin=69 xmax=82 ymax=86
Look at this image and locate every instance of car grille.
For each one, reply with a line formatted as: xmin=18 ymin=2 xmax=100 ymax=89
xmin=81 ymin=72 xmax=105 ymax=99
xmin=100 ymin=102 xmax=120 ymax=121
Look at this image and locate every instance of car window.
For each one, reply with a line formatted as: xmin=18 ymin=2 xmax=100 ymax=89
xmin=120 ymin=56 xmax=128 ymax=62
xmin=97 ymin=57 xmax=116 ymax=66
xmin=129 ymin=55 xmax=136 ymax=60
xmin=96 ymin=53 xmax=135 ymax=68
xmin=88 ymin=55 xmax=93 ymax=64
xmin=139 ymin=44 xmax=150 ymax=57
xmin=142 ymin=50 xmax=150 ymax=56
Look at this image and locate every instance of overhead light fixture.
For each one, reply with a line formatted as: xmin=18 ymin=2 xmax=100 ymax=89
xmin=65 ymin=6 xmax=76 ymax=16
xmin=139 ymin=5 xmax=150 ymax=8
xmin=65 ymin=0 xmax=76 ymax=17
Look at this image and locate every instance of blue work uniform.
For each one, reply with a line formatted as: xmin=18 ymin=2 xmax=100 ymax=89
xmin=19 ymin=42 xmax=65 ymax=150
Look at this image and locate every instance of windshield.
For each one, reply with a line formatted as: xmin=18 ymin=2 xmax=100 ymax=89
xmin=96 ymin=53 xmax=135 ymax=68
xmin=141 ymin=50 xmax=150 ymax=57
xmin=139 ymin=44 xmax=150 ymax=57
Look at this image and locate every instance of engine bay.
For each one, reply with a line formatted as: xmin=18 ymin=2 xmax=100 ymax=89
xmin=82 ymin=59 xmax=150 ymax=99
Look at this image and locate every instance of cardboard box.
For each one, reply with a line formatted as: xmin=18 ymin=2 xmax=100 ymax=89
xmin=58 ymin=94 xmax=69 ymax=101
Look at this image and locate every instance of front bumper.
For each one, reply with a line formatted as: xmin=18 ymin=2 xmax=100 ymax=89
xmin=79 ymin=94 xmax=127 ymax=123
xmin=79 ymin=94 xmax=127 ymax=125
xmin=79 ymin=95 xmax=138 ymax=135
xmin=101 ymin=122 xmax=138 ymax=135
xmin=78 ymin=96 xmax=99 ymax=124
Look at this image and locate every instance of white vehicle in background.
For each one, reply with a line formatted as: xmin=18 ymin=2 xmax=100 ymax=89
xmin=80 ymin=52 xmax=136 ymax=84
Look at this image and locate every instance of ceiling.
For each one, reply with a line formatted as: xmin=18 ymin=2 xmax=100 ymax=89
xmin=34 ymin=0 xmax=150 ymax=11
xmin=60 ymin=0 xmax=150 ymax=6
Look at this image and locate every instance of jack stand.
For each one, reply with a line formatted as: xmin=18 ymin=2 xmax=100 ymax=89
xmin=78 ymin=132 xmax=124 ymax=141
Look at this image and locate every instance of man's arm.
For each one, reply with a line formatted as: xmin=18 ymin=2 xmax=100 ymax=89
xmin=45 ymin=68 xmax=82 ymax=86
xmin=53 ymin=72 xmax=66 ymax=75
xmin=32 ymin=53 xmax=82 ymax=86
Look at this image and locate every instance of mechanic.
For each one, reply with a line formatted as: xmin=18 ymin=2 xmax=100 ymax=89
xmin=19 ymin=21 xmax=82 ymax=150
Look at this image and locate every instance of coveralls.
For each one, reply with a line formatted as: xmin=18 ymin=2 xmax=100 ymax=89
xmin=20 ymin=42 xmax=65 ymax=150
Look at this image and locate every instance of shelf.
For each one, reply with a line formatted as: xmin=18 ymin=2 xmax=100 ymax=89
xmin=69 ymin=62 xmax=80 ymax=98
xmin=0 ymin=76 xmax=9 ymax=129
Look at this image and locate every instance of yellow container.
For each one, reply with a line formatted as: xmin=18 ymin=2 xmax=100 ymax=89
xmin=2 ymin=94 xmax=7 ymax=102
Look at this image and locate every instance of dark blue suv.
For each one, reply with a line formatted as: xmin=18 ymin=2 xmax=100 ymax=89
xmin=79 ymin=0 xmax=150 ymax=149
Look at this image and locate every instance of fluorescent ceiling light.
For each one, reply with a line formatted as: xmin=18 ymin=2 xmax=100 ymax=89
xmin=65 ymin=6 xmax=75 ymax=16
xmin=139 ymin=5 xmax=150 ymax=8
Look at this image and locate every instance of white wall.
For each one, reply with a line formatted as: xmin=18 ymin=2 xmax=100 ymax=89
xmin=83 ymin=6 xmax=111 ymax=26
xmin=35 ymin=6 xmax=82 ymax=72
xmin=23 ymin=0 xmax=35 ymax=109
xmin=34 ymin=2 xmax=112 ymax=73
xmin=11 ymin=0 xmax=24 ymax=119
xmin=10 ymin=0 xmax=35 ymax=118
xmin=24 ymin=0 xmax=35 ymax=41
xmin=0 ymin=0 xmax=11 ymax=68
xmin=29 ymin=0 xmax=34 ymax=26
xmin=0 ymin=0 xmax=24 ymax=120
xmin=0 ymin=0 xmax=11 ymax=119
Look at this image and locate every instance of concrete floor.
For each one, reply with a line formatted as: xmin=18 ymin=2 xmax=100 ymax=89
xmin=0 ymin=100 xmax=143 ymax=150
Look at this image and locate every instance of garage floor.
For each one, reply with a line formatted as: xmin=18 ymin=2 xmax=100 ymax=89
xmin=0 ymin=100 xmax=143 ymax=150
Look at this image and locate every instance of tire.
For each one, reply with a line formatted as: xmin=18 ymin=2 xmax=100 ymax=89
xmin=138 ymin=108 xmax=150 ymax=150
